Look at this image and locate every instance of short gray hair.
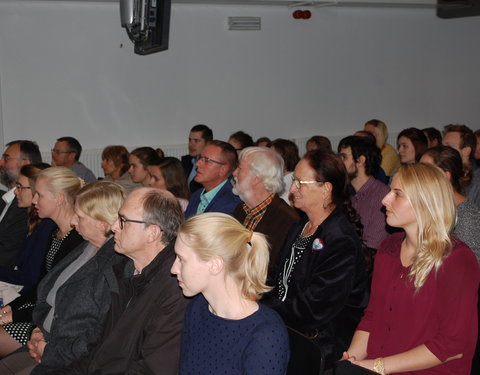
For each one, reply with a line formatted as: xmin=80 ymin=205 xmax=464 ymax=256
xmin=239 ymin=147 xmax=285 ymax=194
xmin=139 ymin=188 xmax=184 ymax=245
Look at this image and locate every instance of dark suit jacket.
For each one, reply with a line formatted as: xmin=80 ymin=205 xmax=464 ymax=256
xmin=184 ymin=180 xmax=241 ymax=218
xmin=181 ymin=155 xmax=202 ymax=193
xmin=233 ymin=194 xmax=299 ymax=280
xmin=0 ymin=196 xmax=28 ymax=268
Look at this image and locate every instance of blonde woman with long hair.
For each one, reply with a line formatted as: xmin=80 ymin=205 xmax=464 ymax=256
xmin=344 ymin=163 xmax=479 ymax=374
xmin=171 ymin=213 xmax=289 ymax=375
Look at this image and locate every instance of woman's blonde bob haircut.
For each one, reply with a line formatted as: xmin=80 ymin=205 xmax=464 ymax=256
xmin=179 ymin=212 xmax=271 ymax=301
xmin=397 ymin=163 xmax=456 ymax=290
xmin=38 ymin=167 xmax=84 ymax=207
xmin=75 ymin=181 xmax=126 ymax=230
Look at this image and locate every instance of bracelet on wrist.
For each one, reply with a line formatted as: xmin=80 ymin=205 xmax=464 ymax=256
xmin=373 ymin=357 xmax=386 ymax=375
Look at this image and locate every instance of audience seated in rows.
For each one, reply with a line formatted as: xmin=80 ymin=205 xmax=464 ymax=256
xmin=0 ymin=120 xmax=478 ymax=374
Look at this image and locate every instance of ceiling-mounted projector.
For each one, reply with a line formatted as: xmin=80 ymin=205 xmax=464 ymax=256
xmin=120 ymin=0 xmax=171 ymax=55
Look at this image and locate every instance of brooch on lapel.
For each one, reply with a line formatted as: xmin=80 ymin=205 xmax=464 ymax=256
xmin=312 ymin=238 xmax=324 ymax=251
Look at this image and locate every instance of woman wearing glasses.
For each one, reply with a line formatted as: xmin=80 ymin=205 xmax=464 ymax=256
xmin=0 ymin=167 xmax=85 ymax=356
xmin=0 ymin=163 xmax=54 ymax=292
xmin=267 ymin=149 xmax=369 ymax=372
xmin=0 ymin=181 xmax=125 ymax=374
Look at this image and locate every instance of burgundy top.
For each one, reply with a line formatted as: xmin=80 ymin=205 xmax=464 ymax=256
xmin=351 ymin=177 xmax=390 ymax=249
xmin=357 ymin=233 xmax=479 ymax=375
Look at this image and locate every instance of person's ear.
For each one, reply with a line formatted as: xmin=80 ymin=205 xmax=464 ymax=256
xmin=146 ymin=223 xmax=162 ymax=243
xmin=209 ymin=255 xmax=224 ymax=276
xmin=357 ymin=155 xmax=366 ymax=167
xmin=323 ymin=181 xmax=333 ymax=193
xmin=444 ymin=170 xmax=452 ymax=182
xmin=54 ymin=192 xmax=66 ymax=207
xmin=96 ymin=220 xmax=110 ymax=234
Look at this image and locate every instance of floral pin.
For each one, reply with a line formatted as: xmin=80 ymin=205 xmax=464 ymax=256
xmin=312 ymin=238 xmax=324 ymax=251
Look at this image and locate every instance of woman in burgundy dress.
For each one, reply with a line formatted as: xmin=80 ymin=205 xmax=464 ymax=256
xmin=345 ymin=163 xmax=479 ymax=375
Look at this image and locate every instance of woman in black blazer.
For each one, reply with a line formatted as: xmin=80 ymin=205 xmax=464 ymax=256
xmin=267 ymin=149 xmax=369 ymax=371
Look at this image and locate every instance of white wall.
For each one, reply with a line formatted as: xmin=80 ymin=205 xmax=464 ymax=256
xmin=0 ymin=1 xmax=479 ymax=153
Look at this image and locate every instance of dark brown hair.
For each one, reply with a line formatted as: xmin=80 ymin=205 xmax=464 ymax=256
xmin=397 ymin=127 xmax=428 ymax=162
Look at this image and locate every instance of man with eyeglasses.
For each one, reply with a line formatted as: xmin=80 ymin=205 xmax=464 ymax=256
xmin=51 ymin=137 xmax=96 ymax=182
xmin=232 ymin=147 xmax=299 ymax=283
xmin=52 ymin=188 xmax=187 ymax=375
xmin=184 ymin=140 xmax=241 ymax=218
xmin=0 ymin=140 xmax=41 ymax=267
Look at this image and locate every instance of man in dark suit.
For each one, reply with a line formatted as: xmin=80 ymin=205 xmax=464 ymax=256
xmin=180 ymin=124 xmax=213 ymax=193
xmin=0 ymin=140 xmax=42 ymax=267
xmin=232 ymin=146 xmax=299 ymax=281
xmin=184 ymin=140 xmax=241 ymax=218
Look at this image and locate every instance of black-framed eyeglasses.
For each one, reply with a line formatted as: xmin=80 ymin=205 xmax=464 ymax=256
xmin=291 ymin=175 xmax=324 ymax=189
xmin=118 ymin=214 xmax=149 ymax=230
xmin=197 ymin=155 xmax=226 ymax=166
xmin=15 ymin=182 xmax=31 ymax=190
xmin=51 ymin=149 xmax=73 ymax=155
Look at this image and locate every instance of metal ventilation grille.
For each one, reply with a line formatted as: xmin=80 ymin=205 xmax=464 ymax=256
xmin=228 ymin=17 xmax=261 ymax=30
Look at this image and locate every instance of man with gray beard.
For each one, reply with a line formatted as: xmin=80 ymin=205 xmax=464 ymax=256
xmin=232 ymin=147 xmax=298 ymax=283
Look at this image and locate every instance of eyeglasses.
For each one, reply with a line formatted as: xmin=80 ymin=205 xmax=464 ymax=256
xmin=291 ymin=176 xmax=323 ymax=189
xmin=118 ymin=214 xmax=149 ymax=230
xmin=197 ymin=155 xmax=226 ymax=166
xmin=15 ymin=182 xmax=31 ymax=190
xmin=51 ymin=149 xmax=73 ymax=155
